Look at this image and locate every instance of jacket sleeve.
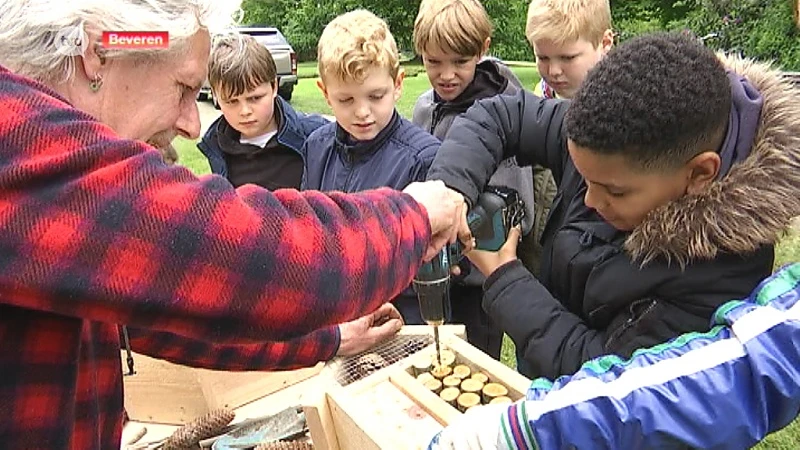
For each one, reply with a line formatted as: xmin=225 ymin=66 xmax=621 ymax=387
xmin=300 ymin=113 xmax=332 ymax=136
xmin=482 ymin=260 xmax=607 ymax=379
xmin=411 ymin=93 xmax=429 ymax=128
xmin=426 ymin=90 xmax=569 ymax=205
xmin=499 ymin=263 xmax=800 ymax=450
xmin=411 ymin=141 xmax=441 ymax=184
xmin=0 ymin=74 xmax=431 ymax=346
xmin=126 ymin=325 xmax=340 ymax=371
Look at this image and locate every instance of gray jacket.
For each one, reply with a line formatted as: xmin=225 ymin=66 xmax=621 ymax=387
xmin=414 ymin=59 xmax=535 ymax=235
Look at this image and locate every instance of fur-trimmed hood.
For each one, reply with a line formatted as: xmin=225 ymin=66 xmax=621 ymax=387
xmin=627 ymin=54 xmax=800 ymax=266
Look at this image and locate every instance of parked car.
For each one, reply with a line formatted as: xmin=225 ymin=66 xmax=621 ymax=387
xmin=198 ymin=26 xmax=299 ymax=107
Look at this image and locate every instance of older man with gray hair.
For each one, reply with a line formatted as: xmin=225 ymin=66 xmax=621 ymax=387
xmin=0 ymin=1 xmax=470 ymax=448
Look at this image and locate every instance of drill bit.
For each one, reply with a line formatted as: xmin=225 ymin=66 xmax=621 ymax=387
xmin=433 ymin=325 xmax=442 ymax=367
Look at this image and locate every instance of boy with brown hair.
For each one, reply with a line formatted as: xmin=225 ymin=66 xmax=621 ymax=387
xmin=300 ymin=9 xmax=440 ymax=324
xmin=198 ymin=33 xmax=328 ymax=190
xmin=411 ymin=0 xmax=533 ymax=359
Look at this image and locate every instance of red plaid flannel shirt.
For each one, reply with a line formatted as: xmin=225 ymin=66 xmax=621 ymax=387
xmin=0 ymin=66 xmax=431 ymax=449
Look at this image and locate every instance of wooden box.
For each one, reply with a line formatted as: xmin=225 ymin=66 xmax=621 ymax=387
xmin=305 ymin=330 xmax=530 ymax=450
xmin=122 ymin=352 xmax=322 ymax=425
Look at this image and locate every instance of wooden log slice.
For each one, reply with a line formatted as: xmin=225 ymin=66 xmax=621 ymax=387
xmin=457 ymin=392 xmax=481 ymax=413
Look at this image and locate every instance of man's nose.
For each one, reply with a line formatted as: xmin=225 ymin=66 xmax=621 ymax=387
xmin=176 ymin=98 xmax=201 ymax=140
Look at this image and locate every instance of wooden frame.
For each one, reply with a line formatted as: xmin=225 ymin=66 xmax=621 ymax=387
xmin=122 ymin=352 xmax=322 ymax=425
xmin=305 ymin=330 xmax=530 ymax=450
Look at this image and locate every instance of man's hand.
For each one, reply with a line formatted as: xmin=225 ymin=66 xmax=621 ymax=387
xmin=465 ymin=226 xmax=521 ymax=277
xmin=336 ymin=303 xmax=404 ymax=356
xmin=403 ymin=181 xmax=471 ymax=261
xmin=429 ymin=403 xmax=508 ymax=449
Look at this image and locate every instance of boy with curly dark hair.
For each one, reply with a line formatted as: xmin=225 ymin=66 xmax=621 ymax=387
xmin=427 ymin=31 xmax=800 ymax=380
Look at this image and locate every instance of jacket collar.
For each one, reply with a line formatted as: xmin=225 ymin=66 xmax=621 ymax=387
xmin=433 ymin=60 xmax=508 ymax=112
xmin=626 ymin=54 xmax=800 ymax=266
xmin=334 ymin=110 xmax=400 ymax=161
xmin=203 ymin=96 xmax=307 ymax=155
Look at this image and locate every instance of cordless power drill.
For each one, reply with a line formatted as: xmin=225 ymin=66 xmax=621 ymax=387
xmin=412 ymin=186 xmax=526 ymax=365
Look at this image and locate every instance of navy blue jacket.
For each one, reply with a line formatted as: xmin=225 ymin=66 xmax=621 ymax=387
xmin=300 ymin=111 xmax=438 ymax=192
xmin=300 ymin=111 xmax=440 ymax=324
xmin=198 ymin=96 xmax=328 ymax=177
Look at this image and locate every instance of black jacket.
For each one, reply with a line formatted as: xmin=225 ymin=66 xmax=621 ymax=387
xmin=427 ymin=55 xmax=800 ymax=380
xmin=198 ymin=96 xmax=328 ymax=178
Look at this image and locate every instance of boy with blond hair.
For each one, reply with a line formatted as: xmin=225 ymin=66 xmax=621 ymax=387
xmin=412 ymin=0 xmax=533 ymax=359
xmin=528 ymin=0 xmax=614 ymax=100
xmin=525 ymin=0 xmax=614 ymax=278
xmin=198 ymin=33 xmax=328 ymax=190
xmin=300 ymin=9 xmax=440 ymax=324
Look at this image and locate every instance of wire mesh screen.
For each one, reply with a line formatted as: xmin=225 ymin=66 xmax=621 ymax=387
xmin=334 ymin=334 xmax=433 ymax=386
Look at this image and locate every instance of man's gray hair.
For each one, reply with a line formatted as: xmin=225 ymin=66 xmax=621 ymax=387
xmin=0 ymin=0 xmax=244 ymax=83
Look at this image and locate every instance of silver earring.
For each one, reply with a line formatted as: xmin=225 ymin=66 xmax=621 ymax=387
xmin=89 ymin=74 xmax=103 ymax=92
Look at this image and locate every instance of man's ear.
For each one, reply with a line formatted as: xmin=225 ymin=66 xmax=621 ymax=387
xmin=393 ymin=68 xmax=405 ymax=101
xmin=317 ymin=78 xmax=332 ymax=106
xmin=482 ymin=37 xmax=491 ymax=57
xmin=78 ymin=31 xmax=106 ymax=82
xmin=685 ymin=151 xmax=721 ymax=195
xmin=601 ymin=29 xmax=614 ymax=54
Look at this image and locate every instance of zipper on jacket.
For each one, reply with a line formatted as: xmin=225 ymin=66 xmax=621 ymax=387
xmin=604 ymin=298 xmax=658 ymax=349
xmin=431 ymin=103 xmax=445 ymax=134
xmin=343 ymin=151 xmax=356 ymax=191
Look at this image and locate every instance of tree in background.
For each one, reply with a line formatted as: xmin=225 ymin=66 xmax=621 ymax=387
xmin=242 ymin=0 xmax=800 ymax=70
xmin=241 ymin=0 xmax=531 ymax=62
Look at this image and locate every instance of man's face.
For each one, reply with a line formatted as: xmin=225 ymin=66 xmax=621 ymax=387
xmin=532 ymin=34 xmax=611 ymax=99
xmin=568 ymin=140 xmax=690 ymax=231
xmin=217 ymin=82 xmax=279 ymax=139
xmin=96 ymin=31 xmax=210 ymax=150
xmin=319 ymin=66 xmax=403 ymax=141
xmin=421 ymin=45 xmax=482 ymax=101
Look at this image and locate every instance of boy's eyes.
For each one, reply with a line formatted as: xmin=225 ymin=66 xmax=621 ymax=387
xmin=337 ymin=98 xmax=354 ymax=104
xmin=369 ymin=94 xmax=385 ymax=100
xmin=537 ymin=55 xmax=579 ymax=62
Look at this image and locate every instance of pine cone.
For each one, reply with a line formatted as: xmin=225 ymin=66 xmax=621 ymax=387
xmin=354 ymin=353 xmax=387 ymax=378
xmin=161 ymin=408 xmax=235 ymax=450
xmin=254 ymin=441 xmax=314 ymax=450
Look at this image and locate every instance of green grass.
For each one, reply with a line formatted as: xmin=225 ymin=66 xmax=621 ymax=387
xmin=175 ymin=65 xmax=800 ymax=447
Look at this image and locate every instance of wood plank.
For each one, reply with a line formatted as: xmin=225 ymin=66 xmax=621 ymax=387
xmin=389 ymin=369 xmax=461 ymax=425
xmin=122 ymin=352 xmax=207 ymax=425
xmin=196 ymin=363 xmax=323 ymax=410
xmin=304 ymin=390 xmax=342 ymax=450
xmin=327 ymin=390 xmax=382 ymax=450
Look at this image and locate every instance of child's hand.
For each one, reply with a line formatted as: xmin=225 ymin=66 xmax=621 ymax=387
xmin=464 ymin=226 xmax=521 ymax=277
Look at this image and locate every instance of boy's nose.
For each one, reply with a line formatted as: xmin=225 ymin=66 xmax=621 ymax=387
xmin=549 ymin=63 xmax=563 ymax=77
xmin=355 ymin=102 xmax=369 ymax=119
xmin=583 ymin=184 xmax=603 ymax=211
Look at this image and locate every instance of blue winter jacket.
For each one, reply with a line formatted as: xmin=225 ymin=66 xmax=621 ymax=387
xmin=197 ymin=96 xmax=328 ymax=177
xmin=300 ymin=111 xmax=440 ymax=324
xmin=300 ymin=111 xmax=438 ymax=192
xmin=428 ymin=263 xmax=800 ymax=449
